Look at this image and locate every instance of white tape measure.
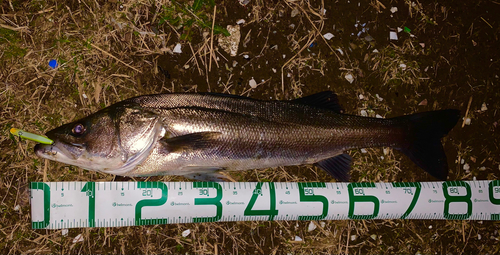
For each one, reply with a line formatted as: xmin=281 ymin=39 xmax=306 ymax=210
xmin=30 ymin=180 xmax=500 ymax=229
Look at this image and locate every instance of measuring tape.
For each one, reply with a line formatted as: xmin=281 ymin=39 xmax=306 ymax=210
xmin=30 ymin=180 xmax=500 ymax=229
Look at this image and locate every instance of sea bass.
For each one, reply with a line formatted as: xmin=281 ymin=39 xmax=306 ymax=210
xmin=34 ymin=92 xmax=460 ymax=181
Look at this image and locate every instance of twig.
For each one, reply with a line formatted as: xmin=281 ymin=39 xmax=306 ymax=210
xmin=462 ymin=96 xmax=472 ymax=128
xmin=209 ymin=6 xmax=217 ymax=71
xmin=90 ymin=43 xmax=142 ymax=73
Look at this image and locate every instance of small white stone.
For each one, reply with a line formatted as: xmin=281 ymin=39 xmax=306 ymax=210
xmin=360 ymin=110 xmax=367 ymax=117
xmin=283 ymin=54 xmax=286 ymax=59
xmin=243 ymin=54 xmax=249 ymax=59
xmin=399 ymin=63 xmax=407 ymax=70
xmin=233 ymin=60 xmax=238 ymax=67
xmin=291 ymin=8 xmax=300 ymax=18
xmin=481 ymin=103 xmax=487 ymax=111
xmin=370 ymin=234 xmax=377 ymax=240
xmin=294 ymin=236 xmax=303 ymax=242
xmin=375 ymin=94 xmax=384 ymax=101
xmin=173 ymin=43 xmax=182 ymax=53
xmin=73 ymin=234 xmax=84 ymax=243
xmin=184 ymin=64 xmax=190 ymax=69
xmin=358 ymin=94 xmax=364 ymax=100
xmin=182 ymin=229 xmax=191 ymax=237
xmin=383 ymin=147 xmax=390 ymax=155
xmin=428 ymin=225 xmax=432 ymax=229
xmin=272 ymin=68 xmax=277 ymax=73
xmin=372 ymin=49 xmax=379 ymax=53
xmin=337 ymin=48 xmax=344 ymax=55
xmin=361 ymin=148 xmax=368 ymax=153
xmin=351 ymin=235 xmax=357 ymax=241
xmin=461 ymin=158 xmax=465 ymax=164
xmin=479 ymin=166 xmax=486 ymax=171
xmin=390 ymin=7 xmax=398 ymax=13
xmin=376 ymin=114 xmax=383 ymax=119
xmin=14 ymin=205 xmax=20 ymax=211
xmin=478 ymin=234 xmax=482 ymax=240
xmin=236 ymin=19 xmax=245 ymax=25
xmin=249 ymin=78 xmax=257 ymax=88
xmin=390 ymin=31 xmax=398 ymax=41
xmin=463 ymin=163 xmax=470 ymax=171
xmin=323 ymin=33 xmax=334 ymax=40
xmin=397 ymin=27 xmax=403 ymax=33
xmin=320 ymin=221 xmax=326 ymax=228
xmin=308 ymin=221 xmax=317 ymax=232
xmin=380 ymin=156 xmax=385 ymax=160
xmin=464 ymin=118 xmax=471 ymax=125
xmin=62 ymin=229 xmax=69 ymax=236
xmin=345 ymin=73 xmax=354 ymax=83
xmin=82 ymin=93 xmax=87 ymax=99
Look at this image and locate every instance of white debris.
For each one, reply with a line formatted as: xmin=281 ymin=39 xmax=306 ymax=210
xmin=464 ymin=117 xmax=471 ymax=125
xmin=233 ymin=60 xmax=238 ymax=67
xmin=249 ymin=78 xmax=257 ymax=88
xmin=308 ymin=221 xmax=317 ymax=232
xmin=361 ymin=148 xmax=368 ymax=153
xmin=390 ymin=31 xmax=398 ymax=41
xmin=383 ymin=147 xmax=390 ymax=155
xmin=370 ymin=234 xmax=377 ymax=240
xmin=428 ymin=225 xmax=432 ymax=229
xmin=481 ymin=103 xmax=488 ymax=111
xmin=294 ymin=236 xmax=303 ymax=242
xmin=397 ymin=27 xmax=403 ymax=33
xmin=323 ymin=33 xmax=335 ymax=40
xmin=173 ymin=43 xmax=182 ymax=53
xmin=399 ymin=63 xmax=407 ymax=70
xmin=337 ymin=48 xmax=344 ymax=55
xmin=73 ymin=234 xmax=84 ymax=243
xmin=345 ymin=73 xmax=354 ymax=83
xmin=463 ymin=163 xmax=470 ymax=172
xmin=360 ymin=110 xmax=367 ymax=117
xmin=372 ymin=49 xmax=379 ymax=53
xmin=320 ymin=221 xmax=326 ymax=228
xmin=219 ymin=25 xmax=241 ymax=56
xmin=272 ymin=68 xmax=277 ymax=73
xmin=358 ymin=94 xmax=364 ymax=100
xmin=182 ymin=229 xmax=191 ymax=237
xmin=375 ymin=94 xmax=384 ymax=101
xmin=351 ymin=235 xmax=357 ymax=241
xmin=291 ymin=8 xmax=300 ymax=18
xmin=184 ymin=64 xmax=190 ymax=69
xmin=82 ymin=94 xmax=88 ymax=99
xmin=380 ymin=156 xmax=385 ymax=160
xmin=376 ymin=114 xmax=383 ymax=119
xmin=289 ymin=24 xmax=295 ymax=29
xmin=283 ymin=54 xmax=286 ymax=59
xmin=390 ymin=7 xmax=398 ymax=13
xmin=236 ymin=19 xmax=245 ymax=25
xmin=62 ymin=229 xmax=69 ymax=236
xmin=243 ymin=54 xmax=249 ymax=59
xmin=461 ymin=158 xmax=465 ymax=164
xmin=478 ymin=234 xmax=482 ymax=240
xmin=14 ymin=204 xmax=20 ymax=211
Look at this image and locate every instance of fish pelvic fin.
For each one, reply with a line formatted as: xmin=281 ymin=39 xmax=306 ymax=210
xmin=161 ymin=132 xmax=222 ymax=152
xmin=315 ymin=153 xmax=352 ymax=182
xmin=395 ymin=109 xmax=460 ymax=180
xmin=291 ymin=91 xmax=344 ymax=113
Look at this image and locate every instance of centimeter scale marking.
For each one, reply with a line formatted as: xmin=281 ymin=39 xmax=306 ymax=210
xmin=30 ymin=180 xmax=500 ymax=229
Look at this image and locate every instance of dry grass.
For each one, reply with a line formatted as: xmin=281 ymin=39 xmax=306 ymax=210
xmin=1 ymin=0 xmax=499 ymax=254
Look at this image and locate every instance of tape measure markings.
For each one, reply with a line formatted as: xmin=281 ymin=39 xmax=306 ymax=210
xmin=30 ymin=180 xmax=500 ymax=229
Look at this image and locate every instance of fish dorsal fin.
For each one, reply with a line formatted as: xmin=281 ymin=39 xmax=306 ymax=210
xmin=292 ymin=91 xmax=344 ymax=113
xmin=160 ymin=132 xmax=221 ymax=152
xmin=315 ymin=153 xmax=352 ymax=182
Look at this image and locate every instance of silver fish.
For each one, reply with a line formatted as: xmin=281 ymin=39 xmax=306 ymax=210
xmin=34 ymin=92 xmax=460 ymax=181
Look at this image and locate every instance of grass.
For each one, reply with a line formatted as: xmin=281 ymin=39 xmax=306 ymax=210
xmin=1 ymin=0 xmax=499 ymax=254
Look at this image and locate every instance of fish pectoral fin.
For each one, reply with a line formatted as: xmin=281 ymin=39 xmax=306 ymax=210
xmin=315 ymin=153 xmax=352 ymax=182
xmin=181 ymin=167 xmax=229 ymax=182
xmin=160 ymin=132 xmax=221 ymax=152
xmin=291 ymin=91 xmax=344 ymax=113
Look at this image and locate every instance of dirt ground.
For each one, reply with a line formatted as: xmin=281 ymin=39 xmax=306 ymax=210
xmin=1 ymin=0 xmax=500 ymax=254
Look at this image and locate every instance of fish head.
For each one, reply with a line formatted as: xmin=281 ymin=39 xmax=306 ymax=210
xmin=35 ymin=102 xmax=162 ymax=175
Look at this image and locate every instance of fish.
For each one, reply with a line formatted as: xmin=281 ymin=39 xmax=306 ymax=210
xmin=34 ymin=91 xmax=460 ymax=181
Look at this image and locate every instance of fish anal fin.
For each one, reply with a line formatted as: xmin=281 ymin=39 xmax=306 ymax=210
xmin=161 ymin=132 xmax=221 ymax=152
xmin=315 ymin=153 xmax=352 ymax=182
xmin=181 ymin=167 xmax=228 ymax=182
xmin=292 ymin=91 xmax=344 ymax=113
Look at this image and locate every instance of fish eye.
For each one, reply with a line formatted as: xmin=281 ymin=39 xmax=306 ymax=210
xmin=72 ymin=124 xmax=86 ymax=135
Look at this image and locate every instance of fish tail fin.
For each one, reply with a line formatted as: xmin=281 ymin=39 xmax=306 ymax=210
xmin=394 ymin=109 xmax=460 ymax=180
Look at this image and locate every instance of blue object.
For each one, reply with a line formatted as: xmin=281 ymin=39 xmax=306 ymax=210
xmin=49 ymin=59 xmax=58 ymax=69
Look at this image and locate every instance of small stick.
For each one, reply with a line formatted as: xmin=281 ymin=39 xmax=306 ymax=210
xmin=91 ymin=43 xmax=142 ymax=73
xmin=209 ymin=6 xmax=217 ymax=72
xmin=462 ymin=96 xmax=473 ymax=128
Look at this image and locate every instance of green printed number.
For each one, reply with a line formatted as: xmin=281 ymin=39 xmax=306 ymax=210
xmin=31 ymin=183 xmax=51 ymax=229
xmin=135 ymin=182 xmax=168 ymax=225
xmin=298 ymin=183 xmax=328 ymax=220
xmin=442 ymin=181 xmax=472 ymax=220
xmin=81 ymin=182 xmax=96 ymax=227
xmin=193 ymin=182 xmax=223 ymax=223
xmin=348 ymin=183 xmax=379 ymax=219
xmin=488 ymin=180 xmax=500 ymax=220
xmin=392 ymin=182 xmax=421 ymax=219
xmin=244 ymin=182 xmax=278 ymax=220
